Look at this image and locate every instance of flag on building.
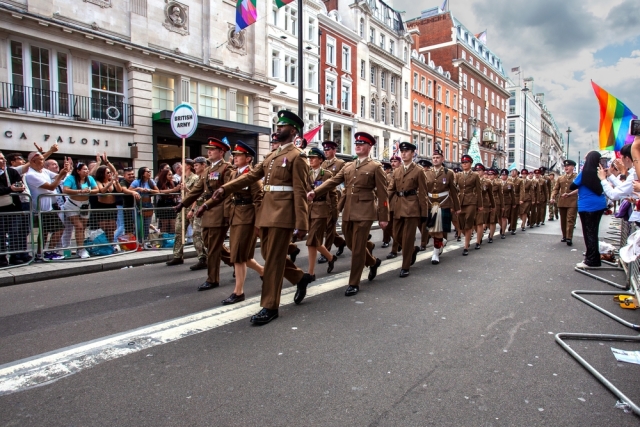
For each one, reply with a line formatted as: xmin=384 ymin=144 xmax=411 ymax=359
xmin=511 ymin=66 xmax=520 ymax=73
xmin=591 ymin=80 xmax=637 ymax=152
xmin=235 ymin=0 xmax=257 ymax=32
xmin=475 ymin=30 xmax=487 ymax=45
xmin=392 ymin=140 xmax=400 ymax=157
xmin=275 ymin=0 xmax=295 ymax=7
xmin=303 ymin=122 xmax=324 ymax=143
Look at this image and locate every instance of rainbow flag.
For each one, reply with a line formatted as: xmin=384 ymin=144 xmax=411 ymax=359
xmin=235 ymin=0 xmax=257 ymax=32
xmin=275 ymin=0 xmax=295 ymax=7
xmin=592 ymin=80 xmax=637 ymax=151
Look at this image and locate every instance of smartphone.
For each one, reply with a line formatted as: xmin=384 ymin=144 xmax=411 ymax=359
xmin=630 ymin=119 xmax=640 ymax=136
xmin=599 ymin=157 xmax=608 ymax=168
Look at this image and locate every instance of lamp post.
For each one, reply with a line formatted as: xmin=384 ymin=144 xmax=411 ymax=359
xmin=566 ymin=127 xmax=572 ymax=160
xmin=522 ymin=85 xmax=529 ymax=169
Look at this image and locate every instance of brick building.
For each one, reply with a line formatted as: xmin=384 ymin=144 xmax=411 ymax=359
xmin=407 ymin=9 xmax=511 ymax=168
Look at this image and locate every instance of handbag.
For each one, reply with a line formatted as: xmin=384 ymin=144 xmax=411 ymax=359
xmin=615 ymin=199 xmax=632 ymax=221
xmin=0 ymin=171 xmax=14 ymax=207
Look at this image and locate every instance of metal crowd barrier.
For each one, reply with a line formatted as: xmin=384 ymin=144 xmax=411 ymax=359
xmin=36 ymin=193 xmax=139 ymax=261
xmin=136 ymin=192 xmax=181 ymax=250
xmin=0 ymin=193 xmax=36 ymax=269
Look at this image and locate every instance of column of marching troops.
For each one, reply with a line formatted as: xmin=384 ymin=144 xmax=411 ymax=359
xmin=173 ymin=110 xmax=579 ymax=325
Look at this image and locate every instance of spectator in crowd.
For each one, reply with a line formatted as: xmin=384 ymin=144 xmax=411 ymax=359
xmin=44 ymin=159 xmax=74 ymax=250
xmin=155 ymin=168 xmax=181 ymax=235
xmin=117 ymin=167 xmax=141 ymax=241
xmin=0 ymin=151 xmax=26 ymax=266
xmin=62 ymin=162 xmax=98 ymax=259
xmin=24 ymin=152 xmax=69 ymax=260
xmin=94 ymin=160 xmax=122 ymax=247
xmin=130 ymin=167 xmax=159 ymax=248
xmin=571 ymin=151 xmax=607 ymax=268
xmin=597 ymin=143 xmax=635 ymax=201
xmin=155 ymin=163 xmax=170 ymax=182
xmin=172 ymin=162 xmax=182 ymax=185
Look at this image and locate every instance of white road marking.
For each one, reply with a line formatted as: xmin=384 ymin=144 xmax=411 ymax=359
xmin=0 ymin=241 xmax=463 ymax=396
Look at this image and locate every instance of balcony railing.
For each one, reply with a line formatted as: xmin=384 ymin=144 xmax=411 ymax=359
xmin=0 ymin=82 xmax=134 ymax=127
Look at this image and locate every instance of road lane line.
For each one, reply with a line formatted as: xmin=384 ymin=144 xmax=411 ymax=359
xmin=0 ymin=241 xmax=463 ymax=396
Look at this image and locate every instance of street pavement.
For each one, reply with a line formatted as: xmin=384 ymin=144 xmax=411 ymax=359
xmin=1 ymin=216 xmax=639 ymax=426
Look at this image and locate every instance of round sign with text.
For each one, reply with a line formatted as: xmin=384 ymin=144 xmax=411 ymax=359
xmin=170 ymin=103 xmax=198 ymax=139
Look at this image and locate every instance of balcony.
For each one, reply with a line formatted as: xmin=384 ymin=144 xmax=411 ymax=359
xmin=0 ymin=82 xmax=134 ymax=127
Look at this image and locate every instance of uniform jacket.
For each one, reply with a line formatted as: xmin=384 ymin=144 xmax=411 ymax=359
xmin=501 ymin=179 xmax=515 ymax=206
xmin=386 ymin=170 xmax=397 ymax=212
xmin=314 ymin=157 xmax=389 ymax=222
xmin=322 ymin=157 xmax=346 ymax=176
xmin=510 ymin=177 xmax=522 ymax=201
xmin=182 ymin=160 xmax=232 ymax=228
xmin=481 ymin=177 xmax=496 ymax=209
xmin=535 ymin=177 xmax=547 ymax=203
xmin=425 ymin=167 xmax=460 ymax=212
xmin=219 ymin=143 xmax=310 ymax=230
xmin=226 ymin=166 xmax=263 ymax=226
xmin=551 ymin=173 xmax=578 ymax=208
xmin=491 ymin=179 xmax=503 ymax=208
xmin=520 ymin=178 xmax=536 ymax=203
xmin=456 ymin=171 xmax=484 ymax=207
xmin=308 ymin=167 xmax=337 ymax=219
xmin=387 ymin=162 xmax=429 ymax=218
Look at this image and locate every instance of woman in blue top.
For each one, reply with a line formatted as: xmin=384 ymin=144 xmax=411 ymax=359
xmin=570 ymin=151 xmax=607 ymax=267
xmin=62 ymin=163 xmax=98 ymax=259
xmin=130 ymin=166 xmax=159 ymax=246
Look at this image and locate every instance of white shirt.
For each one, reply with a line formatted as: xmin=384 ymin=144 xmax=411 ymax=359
xmin=10 ymin=165 xmax=31 ymax=203
xmin=24 ymin=167 xmax=58 ymax=212
xmin=601 ymin=167 xmax=636 ymax=201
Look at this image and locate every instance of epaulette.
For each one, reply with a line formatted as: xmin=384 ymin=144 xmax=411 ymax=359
xmin=298 ymin=150 xmax=307 ymax=158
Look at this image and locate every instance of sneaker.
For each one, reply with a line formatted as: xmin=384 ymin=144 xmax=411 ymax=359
xmin=113 ymin=245 xmax=121 ymax=253
xmin=576 ymin=262 xmax=600 ymax=269
xmin=144 ymin=242 xmax=153 ymax=250
xmin=44 ymin=251 xmax=65 ymax=261
xmin=78 ymin=249 xmax=90 ymax=259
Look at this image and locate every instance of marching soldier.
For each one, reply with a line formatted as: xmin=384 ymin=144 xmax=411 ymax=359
xmin=385 ymin=155 xmax=402 ymax=258
xmin=306 ymin=147 xmax=338 ymax=280
xmin=221 ymin=141 xmax=264 ymax=305
xmin=452 ymin=166 xmax=463 ymax=241
xmin=208 ymin=111 xmax=313 ymax=325
xmin=417 ymin=158 xmax=433 ymax=250
xmin=487 ymin=168 xmax=502 ymax=243
xmin=175 ymin=138 xmax=232 ymax=291
xmin=547 ymin=172 xmax=559 ymax=221
xmin=518 ymin=169 xmax=534 ymax=232
xmin=533 ymin=169 xmax=545 ymax=226
xmin=425 ymin=149 xmax=460 ymax=264
xmin=509 ymin=169 xmax=522 ymax=235
xmin=550 ymin=160 xmax=578 ymax=246
xmin=319 ymin=140 xmax=347 ymax=260
xmin=474 ymin=164 xmax=494 ymax=248
xmin=499 ymin=169 xmax=516 ymax=239
xmin=308 ymin=132 xmax=389 ymax=296
xmin=387 ymin=142 xmax=428 ymax=278
xmin=457 ymin=154 xmax=484 ymax=256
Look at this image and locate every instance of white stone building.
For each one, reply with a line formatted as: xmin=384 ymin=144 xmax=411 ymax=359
xmin=506 ymin=81 xmax=542 ymax=170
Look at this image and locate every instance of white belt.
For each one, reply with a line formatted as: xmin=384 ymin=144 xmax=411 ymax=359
xmin=428 ymin=191 xmax=449 ymax=198
xmin=264 ymin=185 xmax=294 ymax=192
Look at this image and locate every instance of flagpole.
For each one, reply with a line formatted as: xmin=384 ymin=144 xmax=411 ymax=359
xmin=297 ymin=0 xmax=304 ymax=130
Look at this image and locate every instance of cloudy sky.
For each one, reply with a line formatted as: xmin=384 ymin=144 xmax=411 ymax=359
xmin=394 ymin=0 xmax=640 ymax=159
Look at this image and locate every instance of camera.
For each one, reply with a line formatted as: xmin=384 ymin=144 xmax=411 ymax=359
xmin=630 ymin=119 xmax=640 ymax=136
xmin=14 ymin=181 xmax=23 ymax=188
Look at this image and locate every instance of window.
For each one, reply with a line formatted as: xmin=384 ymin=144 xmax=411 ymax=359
xmin=445 ymin=142 xmax=450 ymax=160
xmin=307 ymin=18 xmax=316 ymax=42
xmin=404 ymin=82 xmax=408 ymax=98
xmin=326 ymin=77 xmax=336 ymax=106
xmin=428 ymin=80 xmax=433 ymax=97
xmin=420 ymin=135 xmax=426 ymax=155
xmin=484 ymin=108 xmax=488 ymax=123
xmin=420 ymin=105 xmax=426 ymax=124
xmin=390 ymin=105 xmax=396 ymax=126
xmin=359 ymin=19 xmax=364 ymax=37
xmin=413 ymin=72 xmax=418 ymax=90
xmin=284 ymin=55 xmax=297 ymax=84
xmin=461 ymin=50 xmax=466 ymax=59
xmin=370 ymin=98 xmax=376 ymax=120
xmin=190 ymin=81 xmax=226 ymax=119
xmin=445 ymin=90 xmax=450 ymax=106
xmin=508 ymin=151 xmax=515 ymax=163
xmin=427 ymin=137 xmax=433 ymax=156
xmin=508 ymin=136 xmax=515 ymax=148
xmin=342 ymin=45 xmax=351 ymax=71
xmin=491 ymin=91 xmax=495 ymax=106
xmin=360 ymin=60 xmax=366 ymax=79
xmin=91 ymin=60 xmax=125 ymax=118
xmin=272 ymin=5 xmax=279 ymax=25
xmin=453 ymin=118 xmax=458 ymax=136
xmin=445 ymin=114 xmax=450 ymax=133
xmin=437 ymin=85 xmax=442 ymax=102
xmin=307 ymin=63 xmax=316 ymax=89
xmin=403 ymin=47 xmax=408 ymax=61
xmin=477 ymin=105 xmax=481 ymax=121
xmin=381 ymin=72 xmax=386 ymax=90
xmin=508 ymin=120 xmax=515 ymax=133
xmin=369 ymin=27 xmax=375 ymax=43
xmin=326 ymin=37 xmax=336 ymax=65
xmin=390 ymin=75 xmax=395 ymax=93
xmin=477 ymin=81 xmax=481 ymax=96
xmin=453 ymin=94 xmax=457 ymax=109
xmin=462 ymin=121 xmax=467 ymax=138
xmin=470 ymin=78 xmax=475 ymax=94
xmin=404 ymin=112 xmax=408 ymax=130
xmin=437 ymin=111 xmax=442 ymax=130
xmin=236 ymin=93 xmax=250 ymax=124
xmin=427 ymin=107 xmax=433 ymax=127
xmin=152 ymin=74 xmax=175 ymax=111
xmin=413 ymin=102 xmax=418 ymax=122
xmin=381 ymin=102 xmax=386 ymax=123
xmin=370 ymin=66 xmax=376 ymax=85
xmin=341 ymin=84 xmax=351 ymax=111
xmin=389 ymin=40 xmax=395 ymax=55
xmin=360 ymin=96 xmax=366 ymax=118
xmin=470 ymin=100 xmax=474 ymax=116
xmin=379 ymin=34 xmax=385 ymax=49
xmin=420 ymin=76 xmax=425 ymax=93
xmin=284 ymin=6 xmax=297 ymax=35
xmin=509 ymin=93 xmax=516 ymax=114
xmin=484 ymin=87 xmax=488 ymax=101
xmin=271 ymin=50 xmax=280 ymax=78
xmin=491 ymin=112 xmax=495 ymax=127
xmin=463 ymin=98 xmax=467 ymax=114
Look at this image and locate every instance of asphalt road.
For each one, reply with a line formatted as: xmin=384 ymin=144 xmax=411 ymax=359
xmin=1 ymin=217 xmax=639 ymax=426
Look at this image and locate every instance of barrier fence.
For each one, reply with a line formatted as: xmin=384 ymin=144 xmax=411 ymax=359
xmin=0 ymin=193 xmax=35 ymax=269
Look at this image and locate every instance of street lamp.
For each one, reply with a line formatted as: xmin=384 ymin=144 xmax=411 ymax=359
xmin=566 ymin=127 xmax=572 ymax=160
xmin=522 ymin=85 xmax=529 ymax=169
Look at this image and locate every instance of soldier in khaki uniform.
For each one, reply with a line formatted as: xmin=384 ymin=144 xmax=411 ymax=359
xmin=499 ymin=169 xmax=516 ymax=239
xmin=417 ymin=158 xmax=433 ymax=250
xmin=533 ymin=169 xmax=546 ymax=226
xmin=509 ymin=169 xmax=522 ymax=234
xmin=177 ymin=138 xmax=232 ymax=291
xmin=220 ymin=141 xmax=264 ymax=306
xmin=309 ymin=132 xmax=389 ymax=297
xmin=474 ymin=164 xmax=494 ymax=249
xmin=384 ymin=155 xmax=402 ymax=259
xmin=550 ymin=160 xmax=578 ymax=246
xmin=425 ymin=149 xmax=460 ymax=264
xmin=547 ymin=172 xmax=559 ymax=221
xmin=487 ymin=168 xmax=502 ymax=243
xmin=457 ymin=154 xmax=484 ymax=256
xmin=387 ymin=142 xmax=428 ymax=278
xmin=519 ymin=169 xmax=535 ymax=231
xmin=208 ymin=111 xmax=313 ymax=325
xmin=318 ymin=140 xmax=347 ymax=262
xmin=306 ymin=147 xmax=338 ymax=280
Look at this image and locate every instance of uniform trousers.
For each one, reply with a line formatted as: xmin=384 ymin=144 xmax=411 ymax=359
xmin=173 ymin=211 xmax=206 ymax=260
xmin=324 ymin=216 xmax=345 ymax=251
xmin=260 ymin=227 xmax=304 ymax=310
xmin=549 ymin=202 xmax=559 ymax=220
xmin=342 ymin=220 xmax=376 ymax=287
xmin=393 ymin=216 xmax=420 ymax=270
xmin=510 ymin=200 xmax=520 ymax=231
xmin=382 ymin=211 xmax=394 ymax=244
xmin=420 ymin=221 xmax=429 ymax=246
xmin=202 ymin=225 xmax=228 ymax=284
xmin=539 ymin=203 xmax=547 ymax=223
xmin=559 ymin=207 xmax=578 ymax=239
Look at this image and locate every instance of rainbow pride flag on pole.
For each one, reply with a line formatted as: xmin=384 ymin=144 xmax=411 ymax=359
xmin=235 ymin=0 xmax=257 ymax=32
xmin=591 ymin=80 xmax=637 ymax=152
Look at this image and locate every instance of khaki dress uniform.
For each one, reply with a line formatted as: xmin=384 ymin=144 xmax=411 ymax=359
xmin=519 ymin=178 xmax=535 ymax=216
xmin=490 ymin=179 xmax=503 ymax=224
xmin=182 ymin=160 xmax=232 ymax=284
xmin=535 ymin=177 xmax=547 ymax=225
xmin=321 ymin=157 xmax=346 ymax=251
xmin=425 ymin=167 xmax=461 ymax=231
xmin=501 ymin=179 xmax=515 ymax=219
xmin=548 ymin=177 xmax=559 ymax=220
xmin=226 ymin=167 xmax=263 ymax=263
xmin=457 ymin=171 xmax=484 ymax=230
xmin=217 ymin=143 xmax=310 ymax=311
xmin=383 ymin=169 xmax=396 ymax=248
xmin=173 ymin=172 xmax=206 ymax=261
xmin=476 ymin=178 xmax=495 ymax=225
xmin=314 ymin=157 xmax=389 ymax=287
xmin=551 ymin=173 xmax=578 ymax=240
xmin=387 ymin=162 xmax=429 ymax=270
xmin=307 ymin=167 xmax=337 ymax=247
xmin=509 ymin=177 xmax=522 ymax=231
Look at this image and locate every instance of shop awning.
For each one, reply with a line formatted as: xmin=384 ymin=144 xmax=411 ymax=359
xmin=152 ymin=110 xmax=271 ymax=136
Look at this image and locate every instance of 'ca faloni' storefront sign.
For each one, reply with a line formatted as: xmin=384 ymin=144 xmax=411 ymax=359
xmin=0 ymin=120 xmax=134 ymax=158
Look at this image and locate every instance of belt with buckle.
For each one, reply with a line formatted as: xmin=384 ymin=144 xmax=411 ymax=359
xmin=263 ymin=185 xmax=294 ymax=192
xmin=428 ymin=191 xmax=449 ymax=198
xmin=233 ymin=198 xmax=254 ymax=205
xmin=396 ymin=190 xmax=417 ymax=197
xmin=314 ymin=196 xmax=327 ymax=202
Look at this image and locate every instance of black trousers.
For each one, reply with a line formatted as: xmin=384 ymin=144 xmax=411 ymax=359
xmin=579 ymin=209 xmax=604 ymax=267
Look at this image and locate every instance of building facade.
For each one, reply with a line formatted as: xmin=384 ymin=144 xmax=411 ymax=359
xmin=536 ymin=93 xmax=565 ymax=174
xmin=506 ymin=82 xmax=542 ymax=170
